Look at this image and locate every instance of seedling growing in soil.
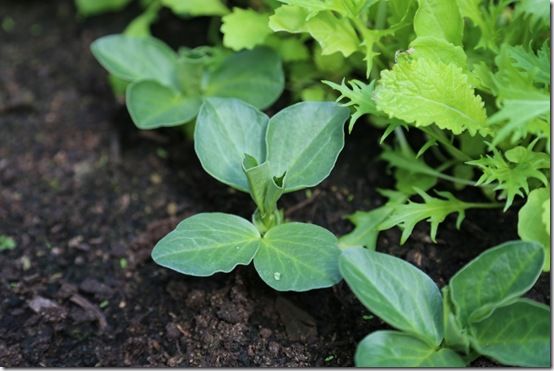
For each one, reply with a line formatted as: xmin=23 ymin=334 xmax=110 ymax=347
xmin=152 ymin=98 xmax=350 ymax=291
xmin=340 ymin=241 xmax=550 ymax=367
xmin=91 ymin=34 xmax=284 ymax=129
xmin=0 ymin=235 xmax=16 ymax=251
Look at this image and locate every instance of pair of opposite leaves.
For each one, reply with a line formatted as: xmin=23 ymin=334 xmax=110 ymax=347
xmin=340 ymin=241 xmax=549 ymax=367
xmin=153 ymin=98 xmax=351 ymax=291
xmin=91 ymin=35 xmax=285 ymax=129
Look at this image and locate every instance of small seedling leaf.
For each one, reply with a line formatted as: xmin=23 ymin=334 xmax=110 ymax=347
xmin=339 ymin=247 xmax=443 ymax=346
xmin=0 ymin=235 xmax=16 ymax=251
xmin=152 ymin=213 xmax=261 ymax=276
xmin=355 ymin=331 xmax=465 ymax=367
xmin=204 ymin=47 xmax=284 ymax=110
xmin=266 ymin=102 xmax=349 ymax=192
xmin=469 ymin=299 xmax=550 ymax=367
xmin=127 ymin=80 xmax=201 ymax=129
xmin=449 ymin=240 xmax=544 ymax=326
xmin=91 ymin=35 xmax=177 ymax=88
xmin=195 ymin=98 xmax=269 ymax=192
xmin=254 ymin=223 xmax=341 ymax=291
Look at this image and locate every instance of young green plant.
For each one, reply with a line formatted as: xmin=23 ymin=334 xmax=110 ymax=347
xmin=152 ymin=98 xmax=350 ymax=291
xmin=322 ymin=0 xmax=550 ymax=264
xmin=91 ymin=35 xmax=284 ymax=129
xmin=339 ymin=241 xmax=550 ymax=367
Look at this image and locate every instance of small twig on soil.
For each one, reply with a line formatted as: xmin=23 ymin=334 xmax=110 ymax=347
xmin=285 ymin=189 xmax=321 ymax=217
xmin=70 ymin=293 xmax=108 ymax=332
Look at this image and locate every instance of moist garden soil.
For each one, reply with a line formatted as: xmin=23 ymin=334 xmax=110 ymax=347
xmin=0 ymin=0 xmax=549 ymax=367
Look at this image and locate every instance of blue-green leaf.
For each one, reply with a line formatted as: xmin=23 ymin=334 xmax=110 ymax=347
xmin=469 ymin=299 xmax=550 ymax=367
xmin=152 ymin=213 xmax=261 ymax=276
xmin=90 ymin=35 xmax=177 ymax=88
xmin=204 ymin=47 xmax=284 ymax=110
xmin=266 ymin=102 xmax=349 ymax=192
xmin=195 ymin=98 xmax=269 ymax=192
xmin=355 ymin=331 xmax=465 ymax=367
xmin=126 ymin=80 xmax=201 ymax=129
xmin=243 ymin=158 xmax=285 ymax=216
xmin=449 ymin=240 xmax=544 ymax=325
xmin=339 ymin=247 xmax=443 ymax=346
xmin=254 ymin=223 xmax=341 ymax=291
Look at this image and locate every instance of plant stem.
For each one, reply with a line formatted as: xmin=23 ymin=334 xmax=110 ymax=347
xmin=374 ymin=0 xmax=388 ymax=30
xmin=420 ymin=126 xmax=473 ymax=162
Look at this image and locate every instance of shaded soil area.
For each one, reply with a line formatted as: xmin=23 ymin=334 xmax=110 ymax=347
xmin=0 ymin=0 xmax=549 ymax=367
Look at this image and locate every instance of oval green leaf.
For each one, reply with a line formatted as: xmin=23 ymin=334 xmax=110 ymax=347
xmin=449 ymin=240 xmax=544 ymax=325
xmin=266 ymin=102 xmax=349 ymax=192
xmin=469 ymin=299 xmax=550 ymax=367
xmin=254 ymin=223 xmax=341 ymax=291
xmin=355 ymin=331 xmax=466 ymax=367
xmin=204 ymin=47 xmax=284 ymax=109
xmin=339 ymin=247 xmax=443 ymax=346
xmin=127 ymin=80 xmax=201 ymax=129
xmin=152 ymin=213 xmax=261 ymax=276
xmin=91 ymin=34 xmax=177 ymax=88
xmin=194 ymin=98 xmax=269 ymax=192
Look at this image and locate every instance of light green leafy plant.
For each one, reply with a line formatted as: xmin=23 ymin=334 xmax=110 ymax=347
xmin=152 ymin=98 xmax=350 ymax=291
xmin=0 ymin=235 xmax=16 ymax=251
xmin=91 ymin=35 xmax=284 ymax=129
xmin=340 ymin=241 xmax=550 ymax=367
xmin=309 ymin=0 xmax=552 ymax=264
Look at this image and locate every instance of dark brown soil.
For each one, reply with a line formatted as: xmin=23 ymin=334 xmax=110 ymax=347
xmin=0 ymin=0 xmax=549 ymax=367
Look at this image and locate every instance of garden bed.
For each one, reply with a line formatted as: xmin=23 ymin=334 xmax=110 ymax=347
xmin=0 ymin=0 xmax=549 ymax=367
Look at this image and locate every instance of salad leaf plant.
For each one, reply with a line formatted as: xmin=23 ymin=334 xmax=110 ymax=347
xmin=152 ymin=98 xmax=350 ymax=291
xmin=291 ymin=0 xmax=551 ymax=267
xmin=91 ymin=34 xmax=284 ymax=129
xmin=340 ymin=241 xmax=550 ymax=367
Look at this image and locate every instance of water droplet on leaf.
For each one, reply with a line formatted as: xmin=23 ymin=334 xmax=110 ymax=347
xmin=273 ymin=272 xmax=281 ymax=280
